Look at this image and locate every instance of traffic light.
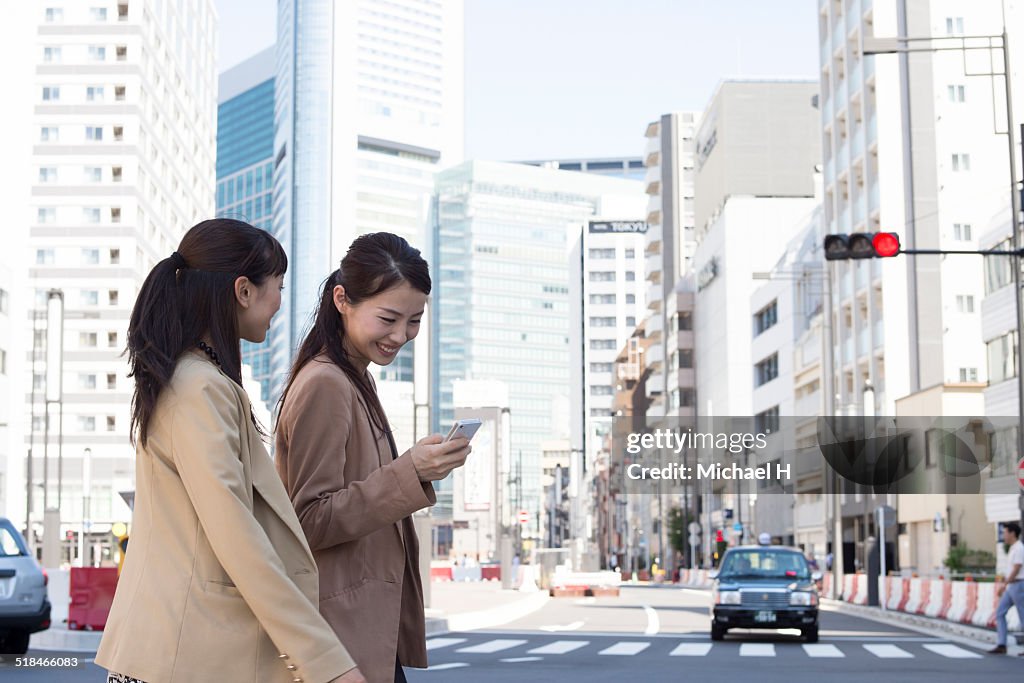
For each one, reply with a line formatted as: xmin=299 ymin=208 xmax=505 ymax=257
xmin=112 ymin=522 xmax=129 ymax=574
xmin=824 ymin=232 xmax=901 ymax=260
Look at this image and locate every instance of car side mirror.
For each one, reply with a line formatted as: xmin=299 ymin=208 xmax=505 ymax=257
xmin=811 ymin=571 xmax=823 ymax=582
xmin=708 ymin=570 xmax=719 ymax=580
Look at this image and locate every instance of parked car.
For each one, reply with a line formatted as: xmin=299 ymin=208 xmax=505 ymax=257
xmin=709 ymin=545 xmax=821 ymax=642
xmin=0 ymin=518 xmax=51 ymax=655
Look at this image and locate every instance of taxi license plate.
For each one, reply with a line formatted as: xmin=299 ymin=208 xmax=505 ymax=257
xmin=754 ymin=611 xmax=776 ymax=623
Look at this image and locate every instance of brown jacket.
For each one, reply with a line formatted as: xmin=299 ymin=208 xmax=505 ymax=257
xmin=276 ymin=356 xmax=436 ymax=683
xmin=96 ymin=354 xmax=356 ymax=683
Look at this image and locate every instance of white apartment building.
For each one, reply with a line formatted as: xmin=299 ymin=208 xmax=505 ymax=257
xmin=17 ymin=0 xmax=217 ymax=562
xmin=641 ymin=112 xmax=698 ymax=421
xmin=818 ymin=0 xmax=1022 ymax=573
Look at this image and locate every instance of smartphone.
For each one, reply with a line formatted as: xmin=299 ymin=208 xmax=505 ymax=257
xmin=444 ymin=418 xmax=482 ymax=442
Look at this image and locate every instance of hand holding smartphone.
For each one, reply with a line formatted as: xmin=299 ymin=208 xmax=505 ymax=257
xmin=444 ymin=418 xmax=482 ymax=442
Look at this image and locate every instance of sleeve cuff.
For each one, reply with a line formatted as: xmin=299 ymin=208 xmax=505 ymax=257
xmin=391 ymin=453 xmax=434 ymax=512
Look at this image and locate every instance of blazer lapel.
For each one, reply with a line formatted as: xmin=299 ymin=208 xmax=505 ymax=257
xmin=248 ymin=430 xmax=317 ymax=566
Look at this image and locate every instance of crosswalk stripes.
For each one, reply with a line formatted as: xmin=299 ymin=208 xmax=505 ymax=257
xmin=921 ymin=644 xmax=982 ymax=659
xmin=739 ymin=643 xmax=775 ymax=657
xmin=597 ymin=642 xmax=651 ymax=656
xmin=863 ymin=644 xmax=914 ymax=658
xmin=456 ymin=639 xmax=528 ymax=654
xmin=424 ymin=636 xmax=987 ymax=663
xmin=528 ymin=640 xmax=590 ymax=655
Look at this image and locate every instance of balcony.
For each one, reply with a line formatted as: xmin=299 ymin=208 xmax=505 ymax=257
xmin=835 ymin=81 xmax=847 ymax=111
xmin=645 ymin=252 xmax=662 ymax=282
xmin=852 ymin=195 xmax=864 ymax=227
xmin=873 ymin=319 xmax=884 ymax=347
xmin=840 ymin=269 xmax=853 ymax=299
xmin=647 ymin=281 xmax=662 ymax=311
xmin=645 ymin=366 xmax=666 ymax=394
xmin=869 ymin=179 xmax=879 ymax=212
xmin=645 ymin=222 xmax=662 ymax=252
xmin=832 ymin=18 xmax=846 ymax=52
xmin=822 ymin=91 xmax=833 ymax=124
xmin=851 ymin=126 xmax=865 ymax=161
xmin=839 ymin=205 xmax=851 ymax=232
xmin=836 ymin=139 xmax=849 ymax=171
xmin=645 ymin=341 xmax=664 ymax=370
xmin=646 ymin=311 xmax=663 ymax=341
xmin=855 ymin=261 xmax=868 ymax=290
xmin=858 ymin=326 xmax=870 ymax=354
xmin=795 ymin=391 xmax=821 ymax=417
xmin=677 ymin=368 xmax=695 ymax=390
xmin=843 ymin=337 xmax=854 ymax=364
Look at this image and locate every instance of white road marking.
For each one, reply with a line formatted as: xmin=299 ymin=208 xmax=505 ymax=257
xmin=456 ymin=639 xmax=528 ymax=654
xmin=642 ymin=605 xmax=660 ymax=635
xmin=425 ymin=637 xmax=467 ymax=651
xmin=669 ymin=643 xmax=714 ymax=656
xmin=427 ymin=662 xmax=470 ymax=671
xmin=539 ymin=620 xmax=585 ymax=632
xmin=922 ymin=644 xmax=983 ymax=659
xmin=802 ymin=644 xmax=845 ymax=658
xmin=864 ymin=644 xmax=914 ymax=658
xmin=528 ymin=640 xmax=590 ymax=655
xmin=739 ymin=643 xmax=776 ymax=657
xmin=500 ymin=656 xmax=544 ymax=663
xmin=598 ymin=641 xmax=651 ymax=656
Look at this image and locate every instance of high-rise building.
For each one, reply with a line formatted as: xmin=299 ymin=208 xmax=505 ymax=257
xmin=518 ymin=157 xmax=646 ymax=181
xmin=430 ymin=160 xmax=644 ymax=530
xmin=272 ymin=0 xmax=464 ymax=404
xmin=20 ymin=0 xmax=217 ymax=560
xmin=817 ymin=0 xmax=1015 ymax=575
xmin=216 ymin=47 xmax=275 ymax=403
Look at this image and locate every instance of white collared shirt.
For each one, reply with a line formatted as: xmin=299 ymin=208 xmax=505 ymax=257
xmin=1008 ymin=539 xmax=1024 ymax=582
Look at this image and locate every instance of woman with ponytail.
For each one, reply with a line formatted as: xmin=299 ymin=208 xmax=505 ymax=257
xmin=96 ymin=219 xmax=365 ymax=683
xmin=276 ymin=232 xmax=471 ymax=683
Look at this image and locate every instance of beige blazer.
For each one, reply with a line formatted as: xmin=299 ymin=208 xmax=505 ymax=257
xmin=276 ymin=356 xmax=436 ymax=683
xmin=95 ymin=354 xmax=356 ymax=683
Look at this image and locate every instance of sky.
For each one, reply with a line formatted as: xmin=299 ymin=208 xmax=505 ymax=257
xmin=215 ymin=0 xmax=820 ymax=161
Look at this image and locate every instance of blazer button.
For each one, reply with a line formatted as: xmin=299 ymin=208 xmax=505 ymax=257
xmin=279 ymin=653 xmax=289 ymax=659
xmin=287 ymin=664 xmax=297 ymax=671
xmin=292 ymin=678 xmax=303 ymax=683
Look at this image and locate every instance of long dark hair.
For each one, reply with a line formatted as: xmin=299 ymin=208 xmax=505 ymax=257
xmin=128 ymin=218 xmax=287 ymax=446
xmin=278 ymin=232 xmax=430 ymax=435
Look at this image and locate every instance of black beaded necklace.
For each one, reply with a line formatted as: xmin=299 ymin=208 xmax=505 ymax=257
xmin=196 ymin=340 xmax=221 ymax=367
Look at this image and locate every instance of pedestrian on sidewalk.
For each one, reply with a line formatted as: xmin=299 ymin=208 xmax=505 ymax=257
xmin=276 ymin=232 xmax=472 ymax=683
xmin=96 ymin=220 xmax=365 ymax=683
xmin=987 ymin=521 xmax=1024 ymax=655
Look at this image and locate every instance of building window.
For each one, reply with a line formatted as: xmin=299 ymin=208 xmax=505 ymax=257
xmin=112 ymin=166 xmax=123 ymax=182
xmin=589 ymin=294 xmax=616 ymax=305
xmin=86 ymin=126 xmax=103 ymax=141
xmin=589 ymin=316 xmax=616 ymax=328
xmin=116 ymin=45 xmax=127 ymax=61
xmin=78 ymin=374 xmax=97 ymax=390
xmin=90 ymin=7 xmax=108 ymax=21
xmin=42 ymin=86 xmax=60 ymax=101
xmin=113 ymin=126 xmax=123 ymax=141
xmin=951 ymin=153 xmax=970 ymax=171
xmin=108 ymin=290 xmax=119 ymax=306
xmin=679 ymin=349 xmax=693 ymax=368
xmin=0 ymin=289 xmax=8 ymax=315
xmin=589 ymin=385 xmax=614 ymax=396
xmin=118 ymin=3 xmax=129 ymax=20
xmin=106 ymin=415 xmax=117 ymax=432
xmin=0 ymin=349 xmax=5 ymax=375
xmin=40 ymin=126 xmax=59 ymax=142
xmin=755 ymin=353 xmax=779 ymax=387
xmin=626 ymin=316 xmax=636 ymax=327
xmin=955 ymin=295 xmax=974 ymax=313
xmin=39 ymin=167 xmax=58 ymax=183
xmin=88 ymin=46 xmax=106 ymax=61
xmin=958 ymin=367 xmax=978 ymax=382
xmin=114 ymin=85 xmax=126 ymax=101
xmin=108 ymin=331 xmax=118 ymax=347
xmin=755 ymin=406 xmax=780 ymax=434
xmin=43 ymin=46 xmax=62 ymax=62
xmin=754 ymin=300 xmax=778 ymax=336
xmin=589 ymin=271 xmax=615 ymax=282
xmin=86 ymin=86 xmax=105 ymax=102
xmin=678 ymin=312 xmax=693 ymax=331
xmin=80 ymin=290 xmax=99 ymax=306
xmin=37 ymin=208 xmax=56 ymax=224
xmin=45 ymin=8 xmax=64 ymax=22
xmin=78 ymin=416 xmax=96 ymax=432
xmin=588 ymin=248 xmax=615 ymax=259
xmin=625 ymin=271 xmax=636 ymax=282
xmin=590 ymin=339 xmax=616 ymax=350
xmin=36 ymin=249 xmax=55 ymax=265
xmin=625 ymin=248 xmax=635 ymax=258
xmin=82 ymin=249 xmax=100 ymax=265
xmin=987 ymin=331 xmax=1018 ymax=383
xmin=590 ymin=362 xmax=614 ymax=373
xmin=107 ymin=373 xmax=117 ymax=390
xmin=985 ymin=238 xmax=1013 ymax=293
xmin=83 ymin=208 xmax=101 ymax=223
xmin=84 ymin=166 xmax=102 ymax=182
xmin=947 ymin=85 xmax=966 ymax=103
xmin=945 ymin=17 xmax=964 ymax=35
xmin=80 ymin=332 xmax=98 ymax=348
xmin=110 ymin=207 xmax=121 ymax=223
xmin=626 ymin=294 xmax=636 ymax=304
xmin=109 ymin=248 xmax=120 ymax=264
xmin=679 ymin=389 xmax=696 ymax=407
xmin=952 ymin=223 xmax=972 ymax=241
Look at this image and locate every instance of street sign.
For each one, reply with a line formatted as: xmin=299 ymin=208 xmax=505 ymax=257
xmin=517 ymin=510 xmax=529 ymax=525
xmin=688 ymin=522 xmax=701 ymax=534
xmin=1017 ymin=456 xmax=1024 ymax=491
xmin=732 ymin=522 xmax=742 ymax=532
xmin=688 ymin=533 xmax=700 ymax=546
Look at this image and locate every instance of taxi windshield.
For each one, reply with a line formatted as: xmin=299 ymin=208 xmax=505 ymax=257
xmin=719 ymin=549 xmax=810 ymax=581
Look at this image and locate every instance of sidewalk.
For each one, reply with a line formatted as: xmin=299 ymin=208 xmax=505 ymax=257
xmin=424 ymin=580 xmax=549 ymax=635
xmin=822 ymin=597 xmax=1024 ymax=654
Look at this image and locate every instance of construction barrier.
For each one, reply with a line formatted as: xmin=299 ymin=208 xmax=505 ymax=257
xmin=872 ymin=576 xmax=1021 ymax=632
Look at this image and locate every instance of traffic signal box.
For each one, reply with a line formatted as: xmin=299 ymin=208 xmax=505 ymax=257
xmin=824 ymin=232 xmax=900 ymax=260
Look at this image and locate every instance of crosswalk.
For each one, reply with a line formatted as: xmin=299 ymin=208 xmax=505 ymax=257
xmin=423 ymin=635 xmax=984 ymax=668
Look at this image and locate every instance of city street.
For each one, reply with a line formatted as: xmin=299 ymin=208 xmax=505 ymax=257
xmin=409 ymin=585 xmax=1021 ymax=682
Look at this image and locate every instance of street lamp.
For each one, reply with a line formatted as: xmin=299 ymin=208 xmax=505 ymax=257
xmin=42 ymin=289 xmax=64 ymax=568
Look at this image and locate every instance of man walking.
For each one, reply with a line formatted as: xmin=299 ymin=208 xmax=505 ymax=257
xmin=988 ymin=521 xmax=1024 ymax=655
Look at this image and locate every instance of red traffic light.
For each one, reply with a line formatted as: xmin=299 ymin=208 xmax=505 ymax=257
xmin=872 ymin=232 xmax=900 ymax=257
xmin=715 ymin=529 xmax=724 ymax=543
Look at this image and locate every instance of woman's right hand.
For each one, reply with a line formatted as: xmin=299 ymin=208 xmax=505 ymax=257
xmin=331 ymin=667 xmax=367 ymax=683
xmin=409 ymin=434 xmax=471 ymax=482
